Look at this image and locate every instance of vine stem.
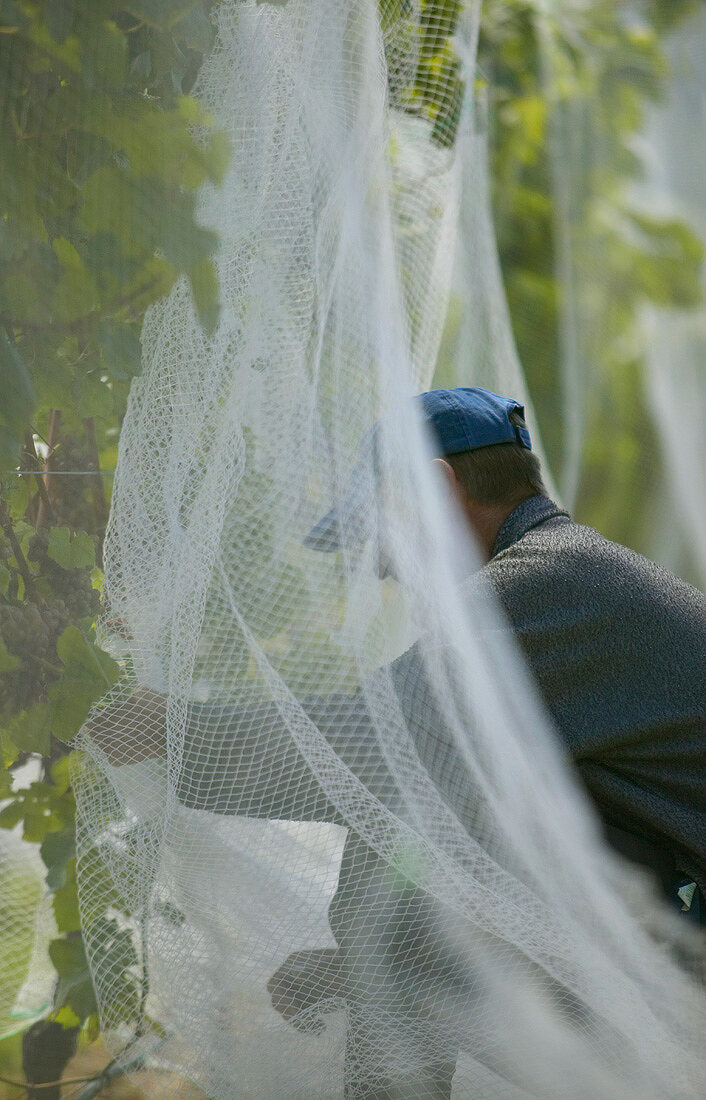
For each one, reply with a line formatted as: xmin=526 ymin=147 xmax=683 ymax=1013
xmin=0 ymin=498 xmax=37 ymax=601
xmin=32 ymin=654 xmax=63 ymax=674
xmin=23 ymin=433 xmax=56 ymax=527
xmin=82 ymin=418 xmax=108 ymax=534
xmin=0 ymin=1038 xmax=165 ymax=1097
xmin=35 ymin=411 xmax=61 ymax=531
xmin=0 ymin=1071 xmax=103 ymax=1091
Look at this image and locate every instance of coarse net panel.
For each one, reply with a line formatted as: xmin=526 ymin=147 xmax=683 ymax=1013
xmin=71 ymin=2 xmax=706 ymax=1099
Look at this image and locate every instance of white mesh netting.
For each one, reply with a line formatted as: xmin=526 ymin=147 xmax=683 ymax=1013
xmin=0 ymin=827 xmax=53 ymax=1039
xmin=63 ymin=2 xmax=706 ymax=1098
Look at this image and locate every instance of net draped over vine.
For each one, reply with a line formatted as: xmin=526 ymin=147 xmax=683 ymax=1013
xmin=0 ymin=830 xmax=53 ymax=1039
xmin=71 ymin=2 xmax=706 ymax=1098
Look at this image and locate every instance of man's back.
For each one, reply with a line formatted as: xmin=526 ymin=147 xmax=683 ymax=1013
xmin=484 ymin=495 xmax=706 ymax=891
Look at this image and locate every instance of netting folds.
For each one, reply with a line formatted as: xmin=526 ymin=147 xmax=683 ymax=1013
xmin=68 ymin=2 xmax=706 ymax=1098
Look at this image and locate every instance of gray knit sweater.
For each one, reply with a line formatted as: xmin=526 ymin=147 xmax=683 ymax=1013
xmin=485 ymin=495 xmax=706 ymax=890
xmin=179 ymin=495 xmax=706 ymax=892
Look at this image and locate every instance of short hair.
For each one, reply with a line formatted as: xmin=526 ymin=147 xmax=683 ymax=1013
xmin=444 ymin=443 xmax=547 ymax=507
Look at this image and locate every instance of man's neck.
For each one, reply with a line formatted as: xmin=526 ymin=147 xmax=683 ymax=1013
xmin=466 ymin=494 xmax=536 ymax=562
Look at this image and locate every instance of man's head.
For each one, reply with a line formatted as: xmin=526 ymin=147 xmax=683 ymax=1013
xmin=304 ymin=387 xmax=547 ymax=565
xmin=435 ymin=440 xmax=546 ymax=559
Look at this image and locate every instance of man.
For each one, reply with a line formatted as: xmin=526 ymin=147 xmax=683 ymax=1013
xmin=298 ymin=387 xmax=706 ymax=911
xmin=90 ymin=387 xmax=706 ymax=1096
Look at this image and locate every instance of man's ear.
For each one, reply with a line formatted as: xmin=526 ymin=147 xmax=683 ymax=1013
xmin=431 ymin=457 xmax=473 ymax=520
xmin=431 ymin=457 xmax=455 ymax=481
xmin=431 ymin=457 xmax=459 ymax=493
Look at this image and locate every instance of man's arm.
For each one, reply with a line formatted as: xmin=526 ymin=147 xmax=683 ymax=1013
xmin=85 ymin=687 xmax=168 ymax=764
xmin=85 ymin=684 xmax=391 ymax=824
xmin=84 ymin=639 xmax=474 ymax=826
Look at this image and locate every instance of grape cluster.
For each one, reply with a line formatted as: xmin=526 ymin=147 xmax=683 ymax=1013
xmin=0 ymin=601 xmax=54 ymax=713
xmin=0 ymin=534 xmax=11 ymax=567
xmin=28 ymin=534 xmax=100 ymax=622
xmin=0 ymin=533 xmax=100 ymax=717
xmin=0 ymin=425 xmax=104 ymax=723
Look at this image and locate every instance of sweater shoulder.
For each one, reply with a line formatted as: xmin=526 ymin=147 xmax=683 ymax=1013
xmin=487 ymin=518 xmax=706 ymax=637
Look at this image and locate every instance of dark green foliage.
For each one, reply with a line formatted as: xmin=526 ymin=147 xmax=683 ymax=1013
xmin=22 ymin=1018 xmax=79 ymax=1100
xmin=0 ymin=0 xmax=228 ymax=464
xmin=0 ymin=0 xmax=225 ymax=1052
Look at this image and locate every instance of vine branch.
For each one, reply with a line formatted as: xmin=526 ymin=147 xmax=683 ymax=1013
xmin=23 ymin=433 xmax=56 ymax=527
xmin=35 ymin=411 xmax=60 ymax=531
xmin=0 ymin=498 xmax=37 ymax=600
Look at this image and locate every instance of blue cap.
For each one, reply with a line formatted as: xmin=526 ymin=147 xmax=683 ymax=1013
xmin=417 ymin=387 xmax=531 ymax=454
xmin=304 ymin=387 xmax=531 ymax=551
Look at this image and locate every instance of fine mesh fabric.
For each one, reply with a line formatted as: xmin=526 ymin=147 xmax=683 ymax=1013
xmin=69 ymin=2 xmax=706 ymax=1099
xmin=0 ymin=827 xmax=53 ymax=1038
xmin=640 ymin=5 xmax=706 ymax=587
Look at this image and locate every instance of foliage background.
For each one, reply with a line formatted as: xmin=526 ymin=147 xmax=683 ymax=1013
xmin=0 ymin=0 xmax=702 ymax=1092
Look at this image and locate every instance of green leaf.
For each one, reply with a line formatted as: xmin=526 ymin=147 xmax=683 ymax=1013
xmin=41 ymin=827 xmax=76 ymax=890
xmin=124 ymin=0 xmax=199 ymax=30
xmin=46 ymin=0 xmax=75 ymax=42
xmin=189 ymin=258 xmax=219 ymax=334
xmin=79 ymin=164 xmax=160 ymax=254
xmin=0 ymin=799 xmax=24 ymax=830
xmin=172 ymin=3 xmax=214 ymax=53
xmin=53 ymin=1004 xmax=81 ymax=1028
xmin=82 ymin=20 xmax=127 ymax=89
xmin=65 ymin=131 xmax=114 ymax=186
xmin=0 ymin=428 xmax=21 ymax=470
xmin=7 ymin=704 xmax=52 ymax=756
xmin=0 ymin=637 xmax=19 ymax=672
xmin=69 ymin=530 xmax=96 ymax=568
xmin=47 ymin=526 xmax=72 ymax=569
xmin=47 ymin=527 xmax=96 ymax=569
xmin=62 ymin=976 xmax=98 ymax=1019
xmin=130 ymin=49 xmax=152 ymax=81
xmin=95 ymin=917 xmax=139 ymax=970
xmin=50 ymin=752 xmax=75 ymax=794
xmin=53 ymin=863 xmax=81 ymax=932
xmin=72 ymin=373 xmax=113 ymax=420
xmin=0 ymin=331 xmax=35 ymax=441
xmin=49 ymin=626 xmax=119 ymax=740
xmin=154 ymin=899 xmax=185 ymax=926
xmin=50 ymin=934 xmax=98 ymax=1018
xmin=0 ymin=764 xmax=13 ymax=800
xmin=201 ymin=130 xmax=231 ymax=186
xmin=98 ymin=325 xmax=142 ymax=381
xmin=80 ymin=234 xmax=135 ymax=286
xmin=52 ymin=238 xmax=100 ymax=322
xmin=1 ymin=729 xmax=19 ymax=769
xmin=50 ymin=935 xmax=88 ymax=978
xmin=159 ymin=191 xmax=218 ymax=269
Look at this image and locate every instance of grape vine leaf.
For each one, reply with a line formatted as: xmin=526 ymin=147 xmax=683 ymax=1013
xmin=49 ymin=935 xmax=98 ymax=1019
xmin=41 ymin=826 xmax=76 ymax=890
xmin=7 ymin=703 xmax=52 ymax=756
xmin=47 ymin=528 xmax=96 ymax=570
xmin=48 ymin=626 xmax=120 ymax=740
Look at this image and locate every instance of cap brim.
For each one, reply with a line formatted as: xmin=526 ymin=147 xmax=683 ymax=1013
xmin=303 ymin=464 xmax=376 ymax=552
xmin=302 ymin=505 xmax=345 ymax=552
